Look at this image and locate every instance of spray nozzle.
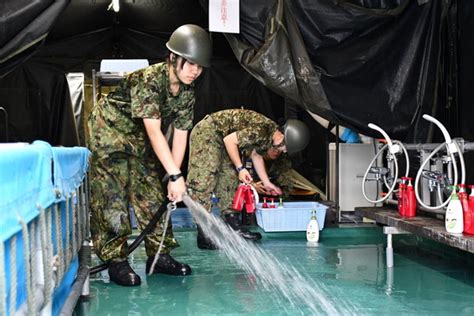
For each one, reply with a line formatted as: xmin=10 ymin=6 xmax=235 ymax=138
xmin=422 ymin=114 xmax=457 ymax=153
xmin=368 ymin=123 xmax=400 ymax=154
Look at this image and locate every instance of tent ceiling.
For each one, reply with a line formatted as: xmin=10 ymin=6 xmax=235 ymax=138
xmin=47 ymin=0 xmax=208 ymax=41
xmin=1 ymin=0 xmax=473 ymax=146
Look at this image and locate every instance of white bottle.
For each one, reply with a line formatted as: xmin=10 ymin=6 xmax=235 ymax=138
xmin=445 ymin=186 xmax=464 ymax=234
xmin=306 ymin=210 xmax=319 ymax=243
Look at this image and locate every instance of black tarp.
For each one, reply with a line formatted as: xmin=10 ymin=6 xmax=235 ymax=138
xmin=0 ymin=61 xmax=79 ymax=146
xmin=216 ymin=0 xmax=452 ymax=142
xmin=0 ymin=0 xmax=473 ymax=156
xmin=0 ymin=0 xmax=70 ymax=77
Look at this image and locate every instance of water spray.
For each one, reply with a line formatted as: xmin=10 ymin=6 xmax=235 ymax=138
xmin=182 ymin=194 xmax=343 ymax=315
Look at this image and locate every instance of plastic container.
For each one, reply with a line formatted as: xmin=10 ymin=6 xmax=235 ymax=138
xmin=398 ymin=177 xmax=407 ymax=216
xmin=445 ymin=186 xmax=464 ymax=234
xmin=255 ymin=201 xmax=327 ymax=232
xmin=458 ymin=184 xmax=469 ymax=233
xmin=306 ymin=210 xmax=320 ymax=242
xmin=404 ymin=177 xmax=416 ymax=217
xmin=465 ymin=185 xmax=474 ymax=235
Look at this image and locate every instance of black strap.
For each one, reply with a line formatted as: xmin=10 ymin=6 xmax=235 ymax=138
xmin=169 ymin=173 xmax=183 ymax=182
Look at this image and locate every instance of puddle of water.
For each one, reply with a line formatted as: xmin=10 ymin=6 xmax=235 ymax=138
xmin=183 ymin=195 xmax=356 ymax=315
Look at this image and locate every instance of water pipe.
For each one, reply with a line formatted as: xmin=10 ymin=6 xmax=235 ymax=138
xmin=414 ymin=114 xmax=466 ymax=210
xmin=362 ymin=123 xmax=410 ymax=204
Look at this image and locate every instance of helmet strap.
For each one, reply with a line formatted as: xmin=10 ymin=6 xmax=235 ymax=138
xmin=169 ymin=53 xmax=185 ymax=85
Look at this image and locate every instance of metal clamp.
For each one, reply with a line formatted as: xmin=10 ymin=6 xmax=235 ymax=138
xmin=167 ymin=201 xmax=177 ymax=212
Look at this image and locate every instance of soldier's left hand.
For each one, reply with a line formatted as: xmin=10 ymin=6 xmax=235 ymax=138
xmin=167 ymin=177 xmax=186 ymax=202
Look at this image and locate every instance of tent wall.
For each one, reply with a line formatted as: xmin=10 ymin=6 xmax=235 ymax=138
xmin=0 ymin=0 xmax=473 ymax=181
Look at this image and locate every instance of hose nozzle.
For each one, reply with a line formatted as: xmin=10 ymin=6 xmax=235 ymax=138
xmin=368 ymin=123 xmax=399 ymax=154
xmin=422 ymin=114 xmax=457 ymax=153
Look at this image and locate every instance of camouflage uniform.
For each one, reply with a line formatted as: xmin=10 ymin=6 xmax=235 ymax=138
xmin=88 ymin=62 xmax=194 ymax=262
xmin=244 ymin=153 xmax=294 ymax=196
xmin=187 ymin=109 xmax=278 ymax=215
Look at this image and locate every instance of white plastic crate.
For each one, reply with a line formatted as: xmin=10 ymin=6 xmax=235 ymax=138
xmin=255 ymin=201 xmax=327 ymax=232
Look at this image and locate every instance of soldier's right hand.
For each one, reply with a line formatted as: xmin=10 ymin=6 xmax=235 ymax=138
xmin=238 ymin=168 xmax=253 ymax=184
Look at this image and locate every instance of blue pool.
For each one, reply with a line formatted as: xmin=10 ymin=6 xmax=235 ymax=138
xmin=76 ymin=225 xmax=474 ymax=315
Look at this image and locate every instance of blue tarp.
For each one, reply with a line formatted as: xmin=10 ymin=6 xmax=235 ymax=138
xmin=0 ymin=141 xmax=90 ymax=315
xmin=0 ymin=141 xmax=90 ymax=242
xmin=0 ymin=142 xmax=54 ymax=242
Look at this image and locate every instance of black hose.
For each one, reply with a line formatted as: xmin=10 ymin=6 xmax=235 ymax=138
xmin=89 ymin=198 xmax=170 ymax=275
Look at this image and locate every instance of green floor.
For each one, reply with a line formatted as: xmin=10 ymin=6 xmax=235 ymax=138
xmin=74 ymin=226 xmax=474 ymax=315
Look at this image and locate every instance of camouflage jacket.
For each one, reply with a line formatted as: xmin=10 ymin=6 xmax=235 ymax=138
xmin=89 ymin=62 xmax=194 ymax=159
xmin=208 ymin=109 xmax=278 ymax=155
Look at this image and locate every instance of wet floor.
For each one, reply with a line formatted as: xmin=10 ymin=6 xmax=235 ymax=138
xmin=74 ymin=226 xmax=474 ymax=315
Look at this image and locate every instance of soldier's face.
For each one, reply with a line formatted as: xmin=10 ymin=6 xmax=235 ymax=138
xmin=267 ymin=147 xmax=282 ymax=159
xmin=266 ymin=131 xmax=287 ymax=159
xmin=176 ymin=60 xmax=203 ymax=85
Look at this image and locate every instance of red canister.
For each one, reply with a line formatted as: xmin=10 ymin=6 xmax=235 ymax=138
xmin=244 ymin=186 xmax=256 ymax=213
xmin=232 ymin=184 xmax=246 ymax=212
xmin=465 ymin=185 xmax=474 ymax=234
xmin=404 ymin=177 xmax=416 ymax=217
xmin=398 ymin=177 xmax=407 ymax=216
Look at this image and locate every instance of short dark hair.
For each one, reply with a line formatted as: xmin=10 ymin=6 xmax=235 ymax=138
xmin=168 ymin=52 xmax=185 ymax=70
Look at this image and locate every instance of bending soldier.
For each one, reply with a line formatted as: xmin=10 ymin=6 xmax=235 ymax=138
xmin=186 ymin=109 xmax=309 ymax=249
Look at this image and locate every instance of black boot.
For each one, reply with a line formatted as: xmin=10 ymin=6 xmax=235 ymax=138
xmin=108 ymin=259 xmax=141 ymax=287
xmin=197 ymin=225 xmax=218 ymax=250
xmin=224 ymin=213 xmax=262 ymax=241
xmin=146 ymin=254 xmax=192 ymax=276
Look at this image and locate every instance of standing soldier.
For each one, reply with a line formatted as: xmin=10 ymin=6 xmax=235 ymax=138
xmin=88 ymin=24 xmax=212 ymax=286
xmin=186 ymin=109 xmax=309 ymax=249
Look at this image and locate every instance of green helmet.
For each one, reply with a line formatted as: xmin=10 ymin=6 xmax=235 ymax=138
xmin=166 ymin=24 xmax=212 ymax=67
xmin=284 ymin=119 xmax=310 ymax=154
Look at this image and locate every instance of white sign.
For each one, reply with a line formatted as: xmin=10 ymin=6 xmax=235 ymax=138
xmin=209 ymin=0 xmax=240 ymax=33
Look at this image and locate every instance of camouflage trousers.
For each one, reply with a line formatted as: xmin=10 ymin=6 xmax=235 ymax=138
xmin=89 ymin=152 xmax=178 ymax=262
xmin=187 ymin=116 xmax=241 ymax=216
